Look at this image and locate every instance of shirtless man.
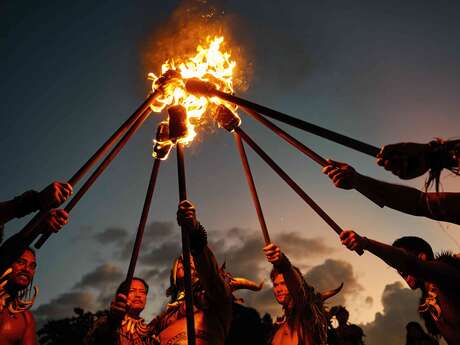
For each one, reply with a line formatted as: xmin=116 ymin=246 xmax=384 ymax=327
xmin=151 ymin=200 xmax=233 ymax=345
xmin=0 ymin=248 xmax=38 ymax=345
xmin=338 ymin=231 xmax=460 ymax=345
xmin=264 ymin=243 xmax=341 ymax=345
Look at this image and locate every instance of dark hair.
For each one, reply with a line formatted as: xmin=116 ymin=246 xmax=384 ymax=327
xmin=392 ymin=236 xmax=434 ymax=260
xmin=116 ymin=277 xmax=149 ymax=295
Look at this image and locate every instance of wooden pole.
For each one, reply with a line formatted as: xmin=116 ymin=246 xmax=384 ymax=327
xmin=124 ymin=158 xmax=161 ymax=286
xmin=176 ymin=143 xmax=197 ymax=345
xmin=233 ymin=132 xmax=271 ymax=245
xmin=35 ymin=107 xmax=152 ymax=248
xmin=235 ymin=127 xmax=363 ymax=255
xmin=185 ymin=79 xmax=380 ymax=157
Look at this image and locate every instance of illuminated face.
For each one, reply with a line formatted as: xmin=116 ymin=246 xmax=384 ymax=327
xmin=273 ymin=274 xmax=290 ymax=306
xmin=11 ymin=250 xmax=36 ymax=289
xmin=127 ymin=279 xmax=147 ymax=314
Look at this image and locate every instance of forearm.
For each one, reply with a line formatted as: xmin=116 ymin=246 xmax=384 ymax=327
xmin=0 ymin=191 xmax=40 ymax=225
xmin=194 ymin=245 xmax=231 ymax=303
xmin=354 ymin=174 xmax=427 ymax=216
xmin=364 ymin=238 xmax=424 ymax=276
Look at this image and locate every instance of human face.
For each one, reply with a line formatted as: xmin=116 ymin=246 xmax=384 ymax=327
xmin=273 ymin=274 xmax=289 ymax=306
xmin=127 ymin=279 xmax=147 ymax=314
xmin=10 ymin=250 xmax=36 ymax=288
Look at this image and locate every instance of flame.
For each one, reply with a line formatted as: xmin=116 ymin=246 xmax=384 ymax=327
xmin=148 ymin=36 xmax=238 ymax=148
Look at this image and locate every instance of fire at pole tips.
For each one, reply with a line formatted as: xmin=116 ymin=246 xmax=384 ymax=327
xmin=147 ymin=36 xmax=240 ymax=149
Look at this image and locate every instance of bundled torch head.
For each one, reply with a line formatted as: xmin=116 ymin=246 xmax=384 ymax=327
xmin=215 ymin=105 xmax=241 ymax=132
xmin=168 ymin=105 xmax=189 ymax=143
xmin=185 ymin=78 xmax=217 ymax=97
xmin=153 ymin=122 xmax=173 ymax=160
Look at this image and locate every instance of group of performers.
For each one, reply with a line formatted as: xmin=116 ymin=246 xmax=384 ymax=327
xmin=1 ymin=138 xmax=459 ymax=345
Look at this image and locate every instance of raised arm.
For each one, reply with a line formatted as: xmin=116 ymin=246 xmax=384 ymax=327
xmin=264 ymin=243 xmax=308 ymax=306
xmin=323 ymin=160 xmax=460 ymax=225
xmin=177 ymin=200 xmax=232 ymax=305
xmin=339 ymin=230 xmax=460 ymax=290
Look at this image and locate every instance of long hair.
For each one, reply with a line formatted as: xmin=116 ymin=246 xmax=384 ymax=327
xmin=270 ymin=266 xmax=328 ymax=345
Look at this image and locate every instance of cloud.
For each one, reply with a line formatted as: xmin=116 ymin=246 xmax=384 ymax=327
xmin=93 ymin=227 xmax=127 ymax=246
xmin=74 ymin=263 xmax=123 ymax=290
xmin=34 ymin=262 xmax=124 ymax=324
xmin=34 ymin=222 xmax=338 ymax=325
xmin=360 ymin=281 xmax=422 ymax=345
xmin=304 ymin=259 xmax=363 ymax=306
xmin=34 ymin=291 xmax=97 ymax=325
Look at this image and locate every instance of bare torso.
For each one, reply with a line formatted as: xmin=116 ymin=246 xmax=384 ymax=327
xmin=271 ymin=322 xmax=299 ymax=345
xmin=0 ymin=308 xmax=35 ymax=345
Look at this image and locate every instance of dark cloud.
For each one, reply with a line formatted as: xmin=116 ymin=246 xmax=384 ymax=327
xmin=305 ymin=259 xmax=363 ymax=306
xmin=34 ymin=262 xmax=124 ymax=323
xmin=34 ymin=291 xmax=97 ymax=324
xmin=360 ymin=282 xmax=421 ymax=345
xmin=34 ymin=223 xmax=338 ymax=324
xmin=74 ymin=263 xmax=123 ymax=290
xmin=93 ymin=227 xmax=128 ymax=246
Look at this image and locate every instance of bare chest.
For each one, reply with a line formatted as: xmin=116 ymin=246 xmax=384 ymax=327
xmin=271 ymin=322 xmax=298 ymax=345
xmin=0 ymin=309 xmax=26 ymax=345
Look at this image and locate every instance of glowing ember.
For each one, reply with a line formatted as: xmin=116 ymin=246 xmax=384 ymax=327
xmin=148 ymin=36 xmax=239 ymax=149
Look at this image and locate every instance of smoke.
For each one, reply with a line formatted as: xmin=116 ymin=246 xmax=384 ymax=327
xmin=142 ymin=0 xmax=252 ymax=92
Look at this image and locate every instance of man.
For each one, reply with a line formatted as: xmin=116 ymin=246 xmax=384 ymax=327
xmin=338 ymin=230 xmax=460 ymax=345
xmin=151 ymin=200 xmax=233 ymax=345
xmin=327 ymin=306 xmax=364 ymax=345
xmin=85 ymin=278 xmax=157 ymax=345
xmin=263 ymin=243 xmax=341 ymax=345
xmin=0 ymin=248 xmax=38 ymax=345
xmin=322 ymin=159 xmax=460 ymax=225
xmin=405 ymin=321 xmax=439 ymax=345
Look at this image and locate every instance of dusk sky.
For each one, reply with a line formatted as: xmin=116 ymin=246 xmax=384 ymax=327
xmin=2 ymin=1 xmax=460 ymax=343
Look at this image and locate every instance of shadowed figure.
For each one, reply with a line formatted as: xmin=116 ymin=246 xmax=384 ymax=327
xmin=405 ymin=321 xmax=439 ymax=345
xmin=327 ymin=306 xmax=364 ymax=345
xmin=334 ymin=230 xmax=460 ymax=345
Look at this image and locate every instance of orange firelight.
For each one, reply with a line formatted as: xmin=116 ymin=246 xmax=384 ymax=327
xmin=149 ymin=36 xmax=239 ymax=156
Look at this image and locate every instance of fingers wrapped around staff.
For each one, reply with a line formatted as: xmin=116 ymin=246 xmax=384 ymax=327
xmin=263 ymin=243 xmax=282 ymax=265
xmin=111 ymin=293 xmax=129 ymax=318
xmin=322 ymin=159 xmax=357 ymax=190
xmin=41 ymin=209 xmax=69 ymax=234
xmin=177 ymin=200 xmax=198 ymax=229
xmin=339 ymin=230 xmax=366 ymax=253
xmin=39 ymin=182 xmax=73 ymax=210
